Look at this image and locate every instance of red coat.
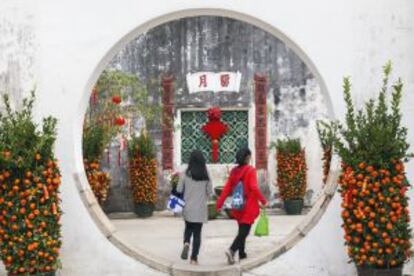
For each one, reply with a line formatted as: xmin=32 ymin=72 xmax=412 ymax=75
xmin=216 ymin=165 xmax=267 ymax=225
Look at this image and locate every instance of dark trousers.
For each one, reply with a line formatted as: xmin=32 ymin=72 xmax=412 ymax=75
xmin=230 ymin=224 xmax=252 ymax=258
xmin=184 ymin=221 xmax=203 ymax=261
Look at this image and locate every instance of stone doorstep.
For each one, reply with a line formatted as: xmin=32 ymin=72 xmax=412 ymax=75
xmin=107 ymin=212 xmax=138 ymax=220
xmin=106 ymin=208 xmax=312 ymax=221
xmin=240 ymin=241 xmax=285 ymax=272
xmin=240 ymin=229 xmax=302 ymax=272
xmin=171 ymin=263 xmax=242 ymax=276
xmin=109 ymin=232 xmax=173 ymax=273
xmin=88 ymin=202 xmax=117 ymax=238
xmin=295 ymin=194 xmax=328 ymax=235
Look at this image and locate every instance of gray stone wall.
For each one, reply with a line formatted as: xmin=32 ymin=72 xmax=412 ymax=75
xmin=102 ymin=16 xmax=326 ymax=213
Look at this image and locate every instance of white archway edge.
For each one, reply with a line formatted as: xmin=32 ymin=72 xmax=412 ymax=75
xmin=2 ymin=0 xmax=411 ymax=275
xmin=67 ymin=5 xmax=339 ymax=273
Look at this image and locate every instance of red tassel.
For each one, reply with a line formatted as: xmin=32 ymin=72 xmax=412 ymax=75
xmin=107 ymin=149 xmax=110 ymax=164
xmin=212 ymin=140 xmax=219 ymax=162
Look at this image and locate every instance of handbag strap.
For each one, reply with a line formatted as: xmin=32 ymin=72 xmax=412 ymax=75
xmin=232 ymin=166 xmax=250 ymax=191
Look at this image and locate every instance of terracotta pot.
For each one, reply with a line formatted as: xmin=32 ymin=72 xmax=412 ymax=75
xmin=357 ymin=265 xmax=402 ymax=276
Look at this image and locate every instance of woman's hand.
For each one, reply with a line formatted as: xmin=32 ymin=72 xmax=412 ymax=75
xmin=259 ymin=201 xmax=268 ymax=209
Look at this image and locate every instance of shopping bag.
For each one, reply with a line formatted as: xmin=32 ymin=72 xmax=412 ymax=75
xmin=167 ymin=194 xmax=185 ymax=214
xmin=254 ymin=209 xmax=269 ymax=237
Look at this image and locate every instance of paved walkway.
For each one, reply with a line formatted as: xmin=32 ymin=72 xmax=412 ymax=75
xmin=110 ymin=210 xmax=305 ymax=267
xmin=0 ymin=210 xmax=304 ymax=275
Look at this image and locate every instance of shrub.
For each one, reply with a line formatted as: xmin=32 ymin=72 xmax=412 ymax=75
xmin=316 ymin=120 xmax=334 ymax=183
xmin=128 ymin=132 xmax=157 ymax=206
xmin=331 ymin=62 xmax=412 ymax=269
xmin=0 ymin=91 xmax=62 ymax=274
xmin=275 ymin=138 xmax=307 ymax=201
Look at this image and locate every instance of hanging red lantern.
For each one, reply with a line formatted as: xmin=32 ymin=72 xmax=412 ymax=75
xmin=114 ymin=116 xmax=126 ymax=126
xmin=112 ymin=95 xmax=122 ymax=104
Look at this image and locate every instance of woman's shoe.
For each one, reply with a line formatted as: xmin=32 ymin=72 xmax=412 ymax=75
xmin=225 ymin=249 xmax=235 ymax=265
xmin=190 ymin=259 xmax=199 ymax=265
xmin=181 ymin=243 xmax=190 ymax=260
xmin=239 ymin=252 xmax=247 ymax=261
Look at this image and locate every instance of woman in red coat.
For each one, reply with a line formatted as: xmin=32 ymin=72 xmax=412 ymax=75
xmin=216 ymin=148 xmax=268 ymax=264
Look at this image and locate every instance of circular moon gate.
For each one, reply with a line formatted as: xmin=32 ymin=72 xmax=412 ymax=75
xmin=73 ymin=8 xmax=338 ymax=274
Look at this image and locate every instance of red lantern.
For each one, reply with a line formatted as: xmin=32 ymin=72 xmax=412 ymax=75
xmin=112 ymin=95 xmax=122 ymax=104
xmin=115 ymin=116 xmax=126 ymax=126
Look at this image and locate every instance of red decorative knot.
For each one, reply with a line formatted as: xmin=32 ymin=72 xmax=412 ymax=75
xmin=207 ymin=107 xmax=222 ymax=121
xmin=202 ymin=107 xmax=228 ymax=163
xmin=114 ymin=116 xmax=126 ymax=126
xmin=112 ymin=95 xmax=122 ymax=104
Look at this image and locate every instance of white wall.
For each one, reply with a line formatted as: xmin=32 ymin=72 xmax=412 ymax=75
xmin=1 ymin=0 xmax=414 ymax=275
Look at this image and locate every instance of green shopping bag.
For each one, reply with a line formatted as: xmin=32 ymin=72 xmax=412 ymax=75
xmin=254 ymin=209 xmax=269 ymax=237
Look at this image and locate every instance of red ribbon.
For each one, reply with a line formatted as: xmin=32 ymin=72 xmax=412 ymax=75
xmin=118 ymin=149 xmax=121 ymax=166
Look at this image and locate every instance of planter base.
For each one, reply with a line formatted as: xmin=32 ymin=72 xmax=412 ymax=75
xmin=134 ymin=203 xmax=155 ymax=218
xmin=357 ymin=266 xmax=402 ymax=276
xmin=284 ymin=199 xmax=304 ymax=215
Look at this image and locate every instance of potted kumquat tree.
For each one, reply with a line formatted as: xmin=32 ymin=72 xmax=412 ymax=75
xmin=331 ymin=63 xmax=412 ymax=276
xmin=275 ymin=138 xmax=307 ymax=215
xmin=0 ymin=92 xmax=62 ymax=275
xmin=128 ymin=131 xmax=157 ymax=218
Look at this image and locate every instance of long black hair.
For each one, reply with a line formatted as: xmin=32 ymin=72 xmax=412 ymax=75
xmin=236 ymin=147 xmax=251 ymax=167
xmin=186 ymin=150 xmax=210 ymax=181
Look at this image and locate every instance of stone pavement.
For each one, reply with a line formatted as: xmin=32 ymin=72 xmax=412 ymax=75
xmin=110 ymin=210 xmax=305 ymax=267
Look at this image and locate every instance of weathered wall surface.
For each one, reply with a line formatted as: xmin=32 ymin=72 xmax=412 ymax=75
xmin=103 ymin=16 xmax=328 ymax=213
xmin=0 ymin=1 xmax=36 ymax=110
xmin=0 ymin=0 xmax=413 ymax=275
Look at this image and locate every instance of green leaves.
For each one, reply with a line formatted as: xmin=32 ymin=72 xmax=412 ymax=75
xmin=83 ymin=125 xmax=106 ymax=162
xmin=330 ymin=62 xmax=411 ymax=168
xmin=83 ymin=70 xmax=162 ymax=162
xmin=128 ymin=131 xmax=156 ymax=159
xmin=316 ymin=120 xmax=335 ymax=150
xmin=273 ymin=138 xmax=302 ymax=155
xmin=0 ymin=91 xmax=57 ymax=170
